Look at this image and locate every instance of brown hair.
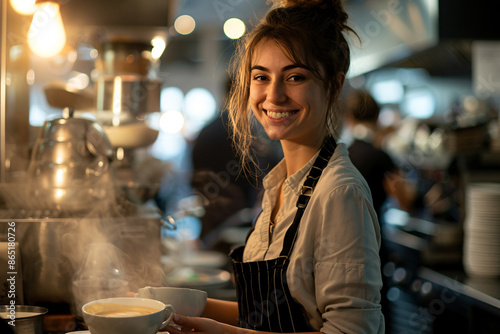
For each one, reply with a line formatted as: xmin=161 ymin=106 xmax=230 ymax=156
xmin=345 ymin=89 xmax=380 ymax=123
xmin=226 ymin=0 xmax=358 ymax=177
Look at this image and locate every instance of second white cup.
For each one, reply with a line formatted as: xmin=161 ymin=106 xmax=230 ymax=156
xmin=136 ymin=286 xmax=207 ymax=317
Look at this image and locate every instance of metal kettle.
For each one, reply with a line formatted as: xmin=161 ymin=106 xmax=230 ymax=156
xmin=28 ymin=107 xmax=114 ymax=211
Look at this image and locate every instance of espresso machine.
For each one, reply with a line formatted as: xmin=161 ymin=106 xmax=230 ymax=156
xmin=0 ymin=0 xmax=178 ymax=320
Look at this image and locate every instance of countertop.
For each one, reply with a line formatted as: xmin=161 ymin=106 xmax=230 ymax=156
xmin=381 ymin=209 xmax=500 ymax=333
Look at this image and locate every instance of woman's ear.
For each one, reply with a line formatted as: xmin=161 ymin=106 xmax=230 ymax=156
xmin=337 ymin=72 xmax=346 ymax=92
xmin=332 ymin=72 xmax=346 ymax=100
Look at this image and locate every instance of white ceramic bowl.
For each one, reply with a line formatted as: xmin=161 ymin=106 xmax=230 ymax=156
xmin=136 ymin=286 xmax=207 ymax=317
xmin=82 ymin=297 xmax=175 ymax=334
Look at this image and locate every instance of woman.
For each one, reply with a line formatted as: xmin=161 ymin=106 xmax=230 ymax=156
xmin=167 ymin=0 xmax=384 ymax=333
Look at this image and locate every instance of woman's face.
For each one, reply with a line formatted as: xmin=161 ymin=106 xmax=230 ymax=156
xmin=249 ymin=39 xmax=328 ymax=147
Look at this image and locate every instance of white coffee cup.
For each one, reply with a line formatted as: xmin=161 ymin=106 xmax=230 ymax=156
xmin=82 ymin=297 xmax=175 ymax=334
xmin=136 ymin=286 xmax=207 ymax=317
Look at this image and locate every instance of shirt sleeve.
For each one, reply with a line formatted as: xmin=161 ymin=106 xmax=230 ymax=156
xmin=313 ymin=183 xmax=384 ymax=334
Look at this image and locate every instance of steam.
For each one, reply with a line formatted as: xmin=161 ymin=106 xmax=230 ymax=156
xmin=0 ymin=168 xmax=165 ymax=320
xmin=59 ymin=184 xmax=165 ymax=320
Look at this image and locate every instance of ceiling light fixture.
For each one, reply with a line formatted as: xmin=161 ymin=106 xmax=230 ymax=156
xmin=27 ymin=2 xmax=66 ymax=57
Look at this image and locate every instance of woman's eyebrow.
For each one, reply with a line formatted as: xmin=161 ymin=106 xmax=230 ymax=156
xmin=250 ymin=64 xmax=309 ymax=72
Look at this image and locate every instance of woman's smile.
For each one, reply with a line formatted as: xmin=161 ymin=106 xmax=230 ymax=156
xmin=264 ymin=108 xmax=300 ymax=121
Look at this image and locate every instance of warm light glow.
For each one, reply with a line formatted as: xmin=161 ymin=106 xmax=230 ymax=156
xmin=90 ymin=48 xmax=98 ymax=59
xmin=26 ymin=69 xmax=35 ymax=85
xmin=55 ymin=189 xmax=65 ymax=199
xmin=28 ymin=3 xmax=66 ymax=58
xmin=112 ymin=76 xmax=122 ymax=126
xmin=55 ymin=167 xmax=65 ymax=186
xmin=116 ymin=147 xmax=125 ymax=161
xmin=223 ymin=18 xmax=246 ymax=39
xmin=151 ymin=37 xmax=166 ymax=59
xmin=10 ymin=0 xmax=36 ymax=15
xmin=66 ymin=72 xmax=90 ymax=90
xmin=160 ymin=110 xmax=184 ymax=133
xmin=174 ymin=15 xmax=196 ymax=35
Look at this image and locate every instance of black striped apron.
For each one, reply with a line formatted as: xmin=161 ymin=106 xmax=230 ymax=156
xmin=229 ymin=137 xmax=337 ymax=333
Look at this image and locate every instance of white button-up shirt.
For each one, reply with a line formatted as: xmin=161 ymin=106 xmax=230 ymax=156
xmin=243 ymin=143 xmax=385 ymax=334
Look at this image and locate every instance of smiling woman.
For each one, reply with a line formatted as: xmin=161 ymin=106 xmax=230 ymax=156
xmin=164 ymin=1 xmax=385 ymax=334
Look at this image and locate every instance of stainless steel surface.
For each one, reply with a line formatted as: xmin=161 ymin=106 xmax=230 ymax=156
xmin=1 ymin=3 xmax=31 ymax=184
xmin=0 ymin=208 xmax=164 ymax=306
xmin=38 ymin=108 xmax=113 ymax=157
xmin=0 ymin=241 xmax=24 ymax=305
xmin=60 ymin=0 xmax=177 ymax=34
xmin=96 ymin=41 xmax=154 ymax=77
xmin=0 ymin=305 xmax=48 ymax=334
xmin=1 ymin=0 xmax=7 ymax=183
xmin=44 ymin=82 xmax=96 ymax=110
xmin=95 ymin=75 xmax=161 ymax=120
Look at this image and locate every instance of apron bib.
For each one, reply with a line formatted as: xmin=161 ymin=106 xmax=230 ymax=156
xmin=230 ymin=137 xmax=337 ymax=332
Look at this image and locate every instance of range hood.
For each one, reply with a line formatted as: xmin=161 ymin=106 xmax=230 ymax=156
xmin=346 ymin=0 xmax=499 ymax=78
xmin=58 ymin=0 xmax=178 ymax=44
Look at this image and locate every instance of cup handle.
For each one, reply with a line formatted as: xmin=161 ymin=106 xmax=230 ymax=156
xmin=160 ymin=304 xmax=176 ymax=329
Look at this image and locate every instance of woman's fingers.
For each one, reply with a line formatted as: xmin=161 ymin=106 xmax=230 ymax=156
xmin=165 ymin=314 xmax=231 ymax=334
xmin=171 ymin=315 xmax=198 ymax=332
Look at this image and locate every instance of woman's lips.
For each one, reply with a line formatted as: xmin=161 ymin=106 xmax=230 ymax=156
xmin=264 ymin=109 xmax=299 ymax=121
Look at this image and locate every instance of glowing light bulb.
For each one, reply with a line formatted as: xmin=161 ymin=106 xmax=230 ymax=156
xmin=9 ymin=0 xmax=37 ymax=15
xmin=28 ymin=3 xmax=66 ymax=58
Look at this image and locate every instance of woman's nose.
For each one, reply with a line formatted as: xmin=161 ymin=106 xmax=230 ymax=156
xmin=266 ymin=80 xmax=287 ymax=103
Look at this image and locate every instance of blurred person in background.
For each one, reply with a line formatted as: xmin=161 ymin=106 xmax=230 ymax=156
xmin=343 ymin=88 xmax=416 ymax=222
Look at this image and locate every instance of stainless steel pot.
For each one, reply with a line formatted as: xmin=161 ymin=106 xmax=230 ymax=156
xmin=0 ymin=211 xmax=164 ymax=306
xmin=0 ymin=305 xmax=48 ymax=334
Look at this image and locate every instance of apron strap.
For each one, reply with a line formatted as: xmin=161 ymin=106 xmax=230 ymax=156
xmin=280 ymin=136 xmax=337 ymax=258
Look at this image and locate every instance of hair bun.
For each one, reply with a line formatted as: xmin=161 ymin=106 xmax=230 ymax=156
xmin=277 ymin=0 xmax=349 ymax=26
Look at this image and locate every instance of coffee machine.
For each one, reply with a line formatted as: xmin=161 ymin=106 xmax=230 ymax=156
xmin=0 ymin=0 xmax=178 ymax=317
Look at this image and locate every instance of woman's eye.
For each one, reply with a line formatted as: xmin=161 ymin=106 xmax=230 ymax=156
xmin=252 ymin=75 xmax=267 ymax=81
xmin=288 ymin=75 xmax=305 ymax=82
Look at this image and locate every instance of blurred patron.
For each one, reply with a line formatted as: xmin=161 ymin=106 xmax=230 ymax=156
xmin=343 ymin=89 xmax=416 ymax=221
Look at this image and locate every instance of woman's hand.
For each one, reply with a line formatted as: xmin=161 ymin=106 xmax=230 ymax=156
xmin=164 ymin=314 xmax=235 ymax=334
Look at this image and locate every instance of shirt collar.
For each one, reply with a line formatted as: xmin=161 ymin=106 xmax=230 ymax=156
xmin=262 ymin=142 xmax=348 ymax=194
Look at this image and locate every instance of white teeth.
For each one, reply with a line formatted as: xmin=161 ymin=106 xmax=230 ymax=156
xmin=267 ymin=111 xmax=296 ymax=119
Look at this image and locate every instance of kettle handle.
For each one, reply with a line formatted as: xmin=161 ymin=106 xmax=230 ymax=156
xmin=86 ymin=123 xmax=114 ymax=160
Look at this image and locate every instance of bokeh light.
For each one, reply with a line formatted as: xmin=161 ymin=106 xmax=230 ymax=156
xmin=160 ymin=110 xmax=185 ymax=134
xmin=174 ymin=15 xmax=196 ymax=35
xmin=223 ymin=18 xmax=246 ymax=39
